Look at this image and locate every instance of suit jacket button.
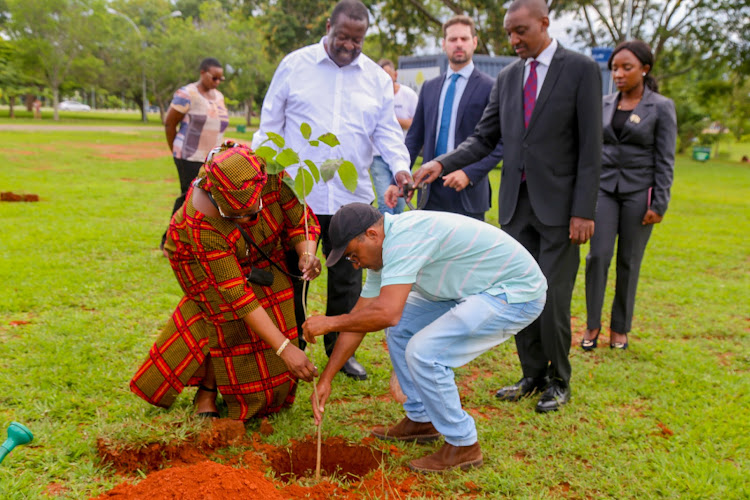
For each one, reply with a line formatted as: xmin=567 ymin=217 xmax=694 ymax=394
xmin=523 ymin=143 xmax=529 ymax=148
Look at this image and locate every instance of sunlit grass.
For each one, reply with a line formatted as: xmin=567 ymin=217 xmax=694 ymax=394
xmin=0 ymin=129 xmax=747 ymax=498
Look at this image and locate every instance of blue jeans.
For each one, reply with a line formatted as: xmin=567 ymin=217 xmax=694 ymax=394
xmin=387 ymin=292 xmax=545 ymax=446
xmin=370 ymin=155 xmax=405 ymax=215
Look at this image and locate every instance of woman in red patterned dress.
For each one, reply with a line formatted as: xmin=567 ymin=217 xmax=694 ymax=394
xmin=131 ymin=143 xmax=321 ymax=420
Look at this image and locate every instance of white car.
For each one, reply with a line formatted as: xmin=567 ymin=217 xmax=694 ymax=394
xmin=59 ymin=100 xmax=91 ymax=111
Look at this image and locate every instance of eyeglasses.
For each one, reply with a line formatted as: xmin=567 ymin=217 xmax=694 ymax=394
xmin=212 ymin=76 xmax=225 ymax=82
xmin=344 ymin=252 xmax=359 ymax=265
xmin=218 ymin=199 xmax=263 ymax=220
xmin=207 ymin=191 xmax=263 ymax=220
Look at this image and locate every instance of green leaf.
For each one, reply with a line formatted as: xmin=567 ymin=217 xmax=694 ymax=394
xmin=281 ymin=174 xmax=299 ymax=198
xmin=338 ymin=160 xmax=358 ymax=193
xmin=276 ymin=148 xmax=300 ymax=168
xmin=300 ymin=122 xmax=312 ymax=140
xmin=266 ymin=131 xmax=285 ymax=148
xmin=264 ymin=159 xmax=285 ymax=175
xmin=294 ymin=168 xmax=315 ymax=199
xmin=319 ymin=158 xmax=344 ymax=182
xmin=304 ymin=160 xmax=320 ymax=183
xmin=317 ymin=132 xmax=340 ymax=147
xmin=254 ymin=146 xmax=277 ymax=163
xmin=308 ymin=140 xmax=319 ymax=147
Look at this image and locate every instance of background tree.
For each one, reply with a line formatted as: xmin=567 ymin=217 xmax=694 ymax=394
xmin=105 ymin=0 xmax=182 ymax=119
xmin=367 ymin=0 xmax=512 ymax=58
xmin=0 ymin=40 xmax=38 ymax=118
xmin=222 ymin=15 xmax=276 ymax=125
xmin=255 ymin=0 xmax=329 ymax=60
xmin=142 ymin=1 xmax=236 ymax=120
xmin=4 ymin=0 xmax=106 ymax=120
xmin=555 ymin=0 xmax=748 ymax=60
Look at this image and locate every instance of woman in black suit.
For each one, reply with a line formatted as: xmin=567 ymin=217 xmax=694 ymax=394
xmin=582 ymin=40 xmax=676 ymax=351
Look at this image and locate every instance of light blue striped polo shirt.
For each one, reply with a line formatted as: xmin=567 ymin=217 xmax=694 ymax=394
xmin=361 ymin=211 xmax=547 ymax=303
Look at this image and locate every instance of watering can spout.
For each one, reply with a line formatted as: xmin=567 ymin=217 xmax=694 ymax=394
xmin=0 ymin=422 xmax=34 ymax=465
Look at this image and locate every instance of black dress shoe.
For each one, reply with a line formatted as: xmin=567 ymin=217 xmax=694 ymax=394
xmin=340 ymin=356 xmax=368 ymax=380
xmin=535 ymin=382 xmax=570 ymax=413
xmin=495 ymin=376 xmax=548 ymax=401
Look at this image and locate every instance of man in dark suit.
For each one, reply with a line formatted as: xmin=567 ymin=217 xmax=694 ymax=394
xmin=403 ymin=15 xmax=502 ymax=220
xmin=413 ymin=0 xmax=602 ymax=412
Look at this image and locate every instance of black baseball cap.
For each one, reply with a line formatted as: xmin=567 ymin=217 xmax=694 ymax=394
xmin=326 ymin=203 xmax=383 ymax=267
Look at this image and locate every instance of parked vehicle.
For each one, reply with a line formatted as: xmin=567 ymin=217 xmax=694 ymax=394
xmin=59 ymin=100 xmax=91 ymax=111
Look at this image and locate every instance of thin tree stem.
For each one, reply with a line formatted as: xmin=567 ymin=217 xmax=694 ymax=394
xmin=302 ymin=189 xmax=322 ymax=481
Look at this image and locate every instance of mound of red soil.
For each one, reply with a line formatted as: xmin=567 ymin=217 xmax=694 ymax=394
xmin=93 ymin=419 xmax=434 ymax=499
xmin=94 ymin=460 xmax=286 ymax=499
xmin=1 ymin=191 xmax=39 ymax=202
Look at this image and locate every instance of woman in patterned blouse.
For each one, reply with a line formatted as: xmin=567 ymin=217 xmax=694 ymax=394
xmin=161 ymin=57 xmax=230 ymax=254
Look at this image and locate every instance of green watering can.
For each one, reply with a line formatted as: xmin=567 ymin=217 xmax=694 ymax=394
xmin=0 ymin=422 xmax=34 ymax=464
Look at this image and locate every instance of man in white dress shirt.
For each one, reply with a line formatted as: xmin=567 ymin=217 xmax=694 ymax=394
xmin=253 ymin=0 xmax=413 ymax=380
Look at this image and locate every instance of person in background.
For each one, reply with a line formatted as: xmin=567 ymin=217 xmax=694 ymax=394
xmin=252 ymin=0 xmax=414 ymax=381
xmin=582 ymin=40 xmax=676 ymax=351
xmin=413 ymin=0 xmax=602 ymax=413
xmin=370 ymin=58 xmax=418 ymax=215
xmin=33 ymin=98 xmax=42 ymax=119
xmin=131 ymin=143 xmax=321 ymax=420
xmin=161 ymin=57 xmax=229 ymax=254
xmin=401 ymin=15 xmax=502 ymax=220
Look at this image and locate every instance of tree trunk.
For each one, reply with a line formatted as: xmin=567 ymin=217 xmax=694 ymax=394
xmin=245 ymin=98 xmax=253 ymax=126
xmin=137 ymin=95 xmax=146 ymax=122
xmin=53 ymin=87 xmax=60 ymax=121
xmin=25 ymin=93 xmax=35 ymax=111
xmin=9 ymin=95 xmax=15 ymax=118
xmin=160 ymin=99 xmax=171 ymax=124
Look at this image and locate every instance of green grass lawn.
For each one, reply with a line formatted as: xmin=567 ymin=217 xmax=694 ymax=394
xmin=0 ymin=129 xmax=748 ymax=498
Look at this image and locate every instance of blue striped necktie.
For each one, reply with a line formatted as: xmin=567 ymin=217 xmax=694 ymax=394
xmin=435 ymin=73 xmax=460 ymax=157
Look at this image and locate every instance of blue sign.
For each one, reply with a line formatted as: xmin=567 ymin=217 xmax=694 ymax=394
xmin=591 ymin=47 xmax=614 ymax=63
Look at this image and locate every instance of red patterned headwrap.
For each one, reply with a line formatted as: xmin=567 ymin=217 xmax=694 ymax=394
xmin=200 ymin=141 xmax=268 ymax=214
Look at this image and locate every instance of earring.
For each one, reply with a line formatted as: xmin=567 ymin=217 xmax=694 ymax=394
xmin=642 ymin=72 xmax=646 ymax=76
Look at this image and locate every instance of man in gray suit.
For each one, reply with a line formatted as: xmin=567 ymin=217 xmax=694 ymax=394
xmin=414 ymin=0 xmax=602 ymax=412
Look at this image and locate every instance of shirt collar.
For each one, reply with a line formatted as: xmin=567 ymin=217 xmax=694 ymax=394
xmin=317 ymin=36 xmax=364 ymax=69
xmin=446 ymin=61 xmax=474 ymax=80
xmin=525 ymin=38 xmax=558 ymax=68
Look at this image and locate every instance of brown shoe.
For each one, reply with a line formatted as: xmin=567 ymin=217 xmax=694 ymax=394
xmin=409 ymin=442 xmax=483 ymax=473
xmin=371 ymin=416 xmax=441 ymax=443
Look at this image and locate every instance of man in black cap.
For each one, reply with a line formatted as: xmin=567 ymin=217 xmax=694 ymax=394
xmin=303 ymin=202 xmax=547 ymax=473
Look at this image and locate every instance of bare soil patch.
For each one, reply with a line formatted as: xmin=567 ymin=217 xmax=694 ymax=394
xmin=93 ymin=419 xmax=431 ymax=499
xmin=88 ymin=142 xmax=169 ymax=162
xmin=1 ymin=192 xmax=39 ymax=202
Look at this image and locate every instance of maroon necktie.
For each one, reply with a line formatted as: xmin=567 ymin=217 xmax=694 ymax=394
xmin=521 ymin=60 xmax=538 ymax=182
xmin=523 ymin=60 xmax=539 ymax=129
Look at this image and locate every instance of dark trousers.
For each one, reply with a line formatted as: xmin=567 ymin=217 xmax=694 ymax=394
xmin=290 ymin=214 xmax=363 ymax=357
xmin=585 ymin=187 xmax=654 ymax=334
xmin=502 ymin=184 xmax=579 ymax=385
xmin=162 ymin=158 xmax=203 ymax=246
xmin=423 ymin=182 xmax=485 ymax=221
